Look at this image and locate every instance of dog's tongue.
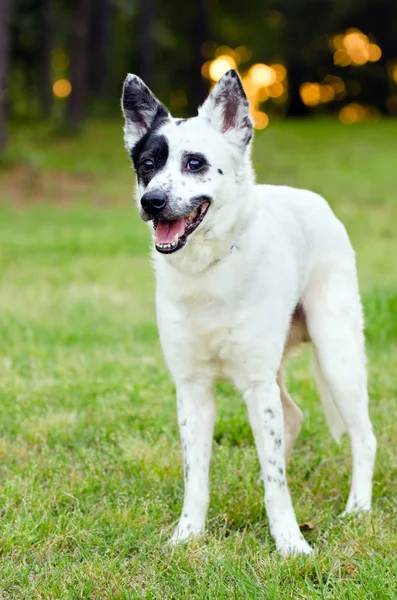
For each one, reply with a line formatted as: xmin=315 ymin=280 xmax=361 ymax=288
xmin=155 ymin=218 xmax=187 ymax=244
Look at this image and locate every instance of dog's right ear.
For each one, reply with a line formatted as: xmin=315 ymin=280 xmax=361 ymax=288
xmin=121 ymin=74 xmax=170 ymax=150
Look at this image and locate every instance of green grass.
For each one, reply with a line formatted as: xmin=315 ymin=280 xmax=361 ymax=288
xmin=0 ymin=118 xmax=397 ymax=598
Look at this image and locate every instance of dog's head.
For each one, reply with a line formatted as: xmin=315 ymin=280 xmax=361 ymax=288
xmin=121 ymin=70 xmax=254 ymax=255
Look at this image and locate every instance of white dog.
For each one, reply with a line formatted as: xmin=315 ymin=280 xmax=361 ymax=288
xmin=121 ymin=69 xmax=376 ymax=556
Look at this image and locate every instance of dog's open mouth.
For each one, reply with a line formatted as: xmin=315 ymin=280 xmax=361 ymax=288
xmin=153 ymin=201 xmax=210 ymax=254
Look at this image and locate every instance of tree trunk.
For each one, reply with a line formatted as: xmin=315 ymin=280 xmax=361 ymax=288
xmin=66 ymin=0 xmax=93 ymax=128
xmin=89 ymin=0 xmax=111 ymax=99
xmin=137 ymin=0 xmax=157 ymax=88
xmin=37 ymin=0 xmax=53 ymax=119
xmin=0 ymin=0 xmax=12 ymax=151
xmin=285 ymin=57 xmax=310 ymax=118
xmin=190 ymin=0 xmax=209 ymax=110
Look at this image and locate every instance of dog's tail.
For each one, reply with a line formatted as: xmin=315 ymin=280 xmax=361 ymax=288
xmin=312 ymin=350 xmax=346 ymax=442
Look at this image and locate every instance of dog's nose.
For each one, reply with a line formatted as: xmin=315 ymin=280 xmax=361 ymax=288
xmin=141 ymin=190 xmax=167 ymax=216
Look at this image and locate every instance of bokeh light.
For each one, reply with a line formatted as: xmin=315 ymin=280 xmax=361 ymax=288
xmin=252 ymin=110 xmax=269 ymax=129
xmin=299 ymin=83 xmax=321 ymax=106
xmin=202 ymin=48 xmax=290 ymax=129
xmin=338 ymin=103 xmax=379 ymax=124
xmin=331 ymin=29 xmax=381 ymax=67
xmin=209 ymin=55 xmax=237 ymax=81
xmin=248 ymin=64 xmax=276 ymax=87
xmin=53 ymin=79 xmax=72 ymax=98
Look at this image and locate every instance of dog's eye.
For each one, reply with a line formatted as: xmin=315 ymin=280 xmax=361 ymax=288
xmin=142 ymin=159 xmax=155 ymax=172
xmin=186 ymin=158 xmax=204 ymax=172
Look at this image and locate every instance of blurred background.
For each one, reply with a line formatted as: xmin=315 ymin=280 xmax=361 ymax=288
xmin=0 ymin=0 xmax=397 ymax=145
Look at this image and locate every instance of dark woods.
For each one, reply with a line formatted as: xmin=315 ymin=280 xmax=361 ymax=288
xmin=1 ymin=0 xmax=396 ymax=151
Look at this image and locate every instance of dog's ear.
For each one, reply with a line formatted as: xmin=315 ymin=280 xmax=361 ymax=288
xmin=198 ymin=70 xmax=253 ymax=150
xmin=121 ymin=74 xmax=170 ymax=150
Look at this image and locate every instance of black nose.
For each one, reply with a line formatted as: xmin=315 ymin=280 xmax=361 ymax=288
xmin=141 ymin=190 xmax=167 ymax=216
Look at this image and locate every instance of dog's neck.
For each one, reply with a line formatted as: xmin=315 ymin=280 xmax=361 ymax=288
xmin=156 ymin=162 xmax=256 ymax=276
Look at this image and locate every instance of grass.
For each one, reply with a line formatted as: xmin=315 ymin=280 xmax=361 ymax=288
xmin=0 ymin=118 xmax=397 ymax=598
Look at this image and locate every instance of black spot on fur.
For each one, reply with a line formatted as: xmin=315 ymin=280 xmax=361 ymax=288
xmin=275 ymin=438 xmax=281 ymax=448
xmin=176 ymin=118 xmax=188 ymax=126
xmin=264 ymin=408 xmax=275 ymax=418
xmin=270 ymin=430 xmax=275 ymax=436
xmin=217 ymin=168 xmax=223 ymax=175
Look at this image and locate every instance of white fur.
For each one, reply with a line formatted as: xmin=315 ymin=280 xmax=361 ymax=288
xmin=122 ymin=71 xmax=376 ymax=557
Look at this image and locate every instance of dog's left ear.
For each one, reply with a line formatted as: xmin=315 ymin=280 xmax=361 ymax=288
xmin=198 ymin=70 xmax=253 ymax=150
xmin=121 ymin=73 xmax=170 ymax=150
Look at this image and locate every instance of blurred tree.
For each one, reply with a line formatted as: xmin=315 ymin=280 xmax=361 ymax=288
xmin=88 ymin=0 xmax=112 ymax=103
xmin=190 ymin=0 xmax=210 ymax=110
xmin=36 ymin=0 xmax=53 ymax=118
xmin=0 ymin=0 xmax=12 ymax=151
xmin=137 ymin=0 xmax=157 ymax=88
xmin=66 ymin=0 xmax=93 ymax=128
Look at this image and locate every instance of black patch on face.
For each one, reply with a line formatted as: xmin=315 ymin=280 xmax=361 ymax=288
xmin=131 ymin=133 xmax=169 ymax=187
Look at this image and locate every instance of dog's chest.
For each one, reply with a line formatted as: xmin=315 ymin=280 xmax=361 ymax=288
xmin=161 ymin=267 xmax=254 ymax=379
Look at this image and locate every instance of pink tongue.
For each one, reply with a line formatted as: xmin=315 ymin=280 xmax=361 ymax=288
xmin=155 ymin=218 xmax=187 ymax=244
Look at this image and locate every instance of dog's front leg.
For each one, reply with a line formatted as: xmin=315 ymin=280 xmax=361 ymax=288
xmin=170 ymin=379 xmax=215 ymax=544
xmin=243 ymin=380 xmax=312 ymax=557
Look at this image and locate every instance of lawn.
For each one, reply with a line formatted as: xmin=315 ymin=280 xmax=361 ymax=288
xmin=0 ymin=119 xmax=397 ymax=599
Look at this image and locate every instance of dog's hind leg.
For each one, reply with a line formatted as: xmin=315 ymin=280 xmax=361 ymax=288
xmin=303 ymin=264 xmax=376 ymax=514
xmin=277 ymin=369 xmax=303 ymax=457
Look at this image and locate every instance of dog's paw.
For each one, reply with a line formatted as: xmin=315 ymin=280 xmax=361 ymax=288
xmin=341 ymin=498 xmax=372 ymax=517
xmin=276 ymin=534 xmax=313 ymax=558
xmin=168 ymin=522 xmax=204 ymax=545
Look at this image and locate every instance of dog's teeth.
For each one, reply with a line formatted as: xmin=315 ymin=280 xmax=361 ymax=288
xmin=173 ymin=233 xmax=179 ymax=244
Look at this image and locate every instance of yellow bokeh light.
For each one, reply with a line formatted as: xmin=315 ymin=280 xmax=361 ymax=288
xmin=201 ymin=60 xmax=211 ymax=79
xmin=319 ymin=84 xmax=335 ymax=103
xmin=242 ymin=76 xmax=259 ymax=99
xmin=300 ymin=83 xmax=321 ymax=107
xmin=324 ymin=75 xmax=345 ymax=95
xmin=367 ymin=44 xmax=382 ymax=62
xmin=334 ymin=49 xmax=351 ymax=66
xmin=235 ymin=46 xmax=252 ymax=63
xmin=267 ymin=81 xmax=284 ymax=98
xmin=249 ymin=63 xmax=276 ymax=87
xmin=53 ymin=79 xmax=71 ymax=98
xmin=339 ymin=102 xmax=367 ymax=124
xmin=209 ymin=55 xmax=237 ymax=82
xmin=331 ymin=28 xmax=382 ymax=67
xmin=330 ymin=34 xmax=344 ymax=51
xmin=257 ymin=88 xmax=269 ymax=102
xmin=252 ymin=111 xmax=269 ymax=129
xmin=271 ymin=63 xmax=287 ymax=81
xmin=392 ymin=65 xmax=397 ymax=83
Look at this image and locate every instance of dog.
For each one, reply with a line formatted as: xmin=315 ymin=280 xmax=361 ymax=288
xmin=121 ymin=69 xmax=376 ymax=556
